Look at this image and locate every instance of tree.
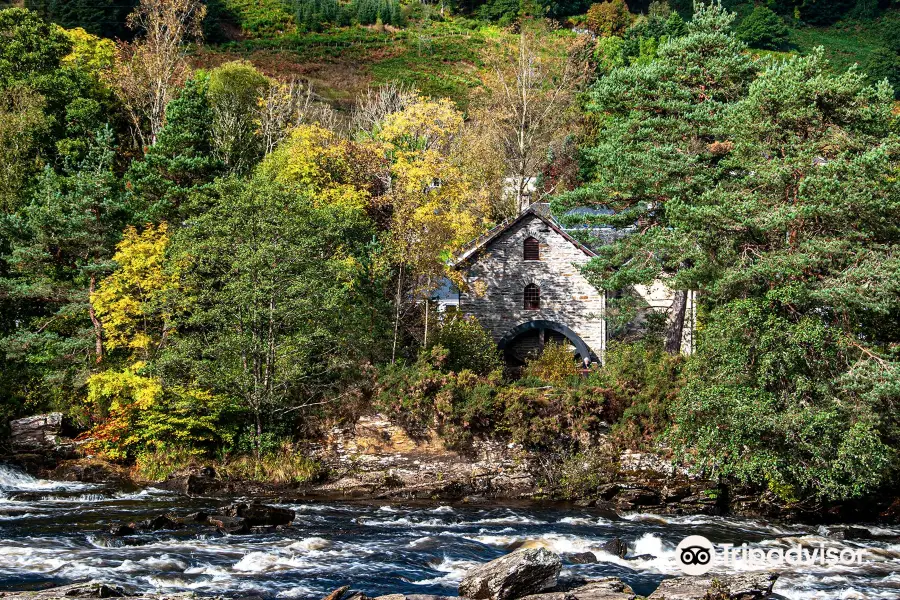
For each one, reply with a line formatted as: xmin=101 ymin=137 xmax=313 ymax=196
xmin=735 ymin=5 xmax=788 ymax=50
xmin=554 ymin=3 xmax=756 ymax=351
xmin=110 ymin=0 xmax=206 ymax=148
xmin=665 ymin=49 xmax=900 ymax=500
xmin=162 ymin=177 xmax=377 ymax=450
xmin=480 ymin=25 xmax=588 ymax=214
xmin=586 ymin=0 xmax=632 ymax=37
xmin=125 ymin=74 xmax=223 ymax=221
xmin=208 ymin=61 xmax=270 ymax=174
xmin=91 ymin=223 xmax=177 ymax=362
xmin=864 ymin=46 xmax=900 ymax=99
xmin=1 ymin=125 xmax=131 ymax=396
xmin=24 ymin=0 xmax=137 ymax=40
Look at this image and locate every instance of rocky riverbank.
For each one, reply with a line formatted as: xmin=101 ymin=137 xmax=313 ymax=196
xmin=5 ymin=412 xmax=900 ymax=524
xmin=0 ymin=547 xmax=781 ymax=600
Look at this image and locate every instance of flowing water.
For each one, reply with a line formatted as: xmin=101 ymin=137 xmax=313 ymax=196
xmin=0 ymin=465 xmax=898 ymax=599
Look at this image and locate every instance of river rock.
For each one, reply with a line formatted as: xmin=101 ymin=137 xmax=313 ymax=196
xmin=519 ymin=578 xmax=635 ymax=600
xmin=647 ymin=572 xmax=778 ymax=600
xmin=156 ymin=466 xmax=220 ymax=496
xmin=9 ymin=413 xmax=68 ymax=453
xmin=601 ymin=538 xmax=627 ymax=558
xmin=48 ymin=459 xmax=133 ymax=485
xmin=458 ymin=548 xmax=562 ymax=600
xmin=208 ymin=514 xmax=251 ymax=534
xmin=109 ymin=524 xmax=135 ymax=536
xmin=221 ymin=501 xmax=295 ymax=526
xmin=321 ymin=586 xmax=351 ymax=600
xmin=821 ymin=525 xmax=872 ymax=540
xmin=136 ymin=514 xmax=182 ymax=531
xmin=563 ymin=551 xmax=597 ymax=564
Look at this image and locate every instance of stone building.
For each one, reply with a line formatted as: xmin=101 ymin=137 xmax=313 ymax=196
xmin=450 ymin=205 xmax=694 ymax=365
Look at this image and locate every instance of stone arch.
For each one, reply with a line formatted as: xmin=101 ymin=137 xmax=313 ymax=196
xmin=498 ymin=319 xmax=593 ymax=362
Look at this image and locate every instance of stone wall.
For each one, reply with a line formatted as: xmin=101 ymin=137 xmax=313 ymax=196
xmin=458 ymin=213 xmax=607 ymax=360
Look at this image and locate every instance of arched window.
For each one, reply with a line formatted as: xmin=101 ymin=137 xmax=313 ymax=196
xmin=524 ymin=284 xmax=540 ymax=310
xmin=523 ymin=236 xmax=540 ymax=261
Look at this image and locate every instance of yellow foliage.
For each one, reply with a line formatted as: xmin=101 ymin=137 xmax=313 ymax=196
xmin=368 ymin=97 xmax=491 ymax=289
xmin=61 ymin=27 xmax=115 ymax=76
xmin=92 ymin=223 xmax=177 ymax=359
xmin=256 ymin=124 xmax=370 ymax=210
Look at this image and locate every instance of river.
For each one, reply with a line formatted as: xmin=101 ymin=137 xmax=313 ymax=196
xmin=0 ymin=466 xmax=898 ymax=599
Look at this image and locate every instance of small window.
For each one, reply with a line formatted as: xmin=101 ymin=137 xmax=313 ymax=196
xmin=524 ymin=237 xmax=540 ymax=261
xmin=524 ymin=284 xmax=540 ymax=310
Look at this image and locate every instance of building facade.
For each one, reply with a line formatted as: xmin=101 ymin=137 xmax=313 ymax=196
xmin=453 ymin=207 xmax=607 ymax=364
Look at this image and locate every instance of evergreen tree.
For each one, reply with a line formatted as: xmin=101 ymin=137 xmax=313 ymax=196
xmin=735 ymin=5 xmax=789 ymax=50
xmin=125 ymin=74 xmax=223 ymax=222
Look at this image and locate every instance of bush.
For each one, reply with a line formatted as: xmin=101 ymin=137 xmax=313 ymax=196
xmin=586 ymin=0 xmax=632 ymax=37
xmin=430 ymin=314 xmax=502 ymax=375
xmin=735 ymin=6 xmax=788 ymax=50
xmin=522 ymin=341 xmax=579 ymax=384
xmin=553 ymin=446 xmax=621 ymax=498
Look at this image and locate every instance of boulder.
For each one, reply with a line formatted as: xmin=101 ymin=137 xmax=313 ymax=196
xmin=108 ymin=524 xmax=135 ymax=536
xmin=155 ymin=466 xmax=220 ymax=496
xmin=48 ymin=459 xmax=133 ymax=486
xmin=563 ymin=551 xmax=597 ymax=564
xmin=821 ymin=525 xmax=872 ymax=540
xmin=647 ymin=572 xmax=778 ymax=600
xmin=601 ymin=538 xmax=627 ymax=559
xmin=459 ymin=548 xmax=562 ymax=600
xmin=9 ymin=413 xmax=67 ymax=453
xmin=221 ymin=501 xmax=295 ymax=526
xmin=519 ymin=579 xmax=635 ymax=600
xmin=135 ymin=514 xmax=182 ymax=531
xmin=321 ymin=586 xmax=351 ymax=600
xmin=208 ymin=514 xmax=250 ymax=535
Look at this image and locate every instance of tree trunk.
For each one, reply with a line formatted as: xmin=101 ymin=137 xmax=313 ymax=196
xmin=391 ymin=264 xmax=403 ymax=363
xmin=665 ymin=290 xmax=688 ymax=355
xmin=88 ymin=275 xmax=104 ymax=363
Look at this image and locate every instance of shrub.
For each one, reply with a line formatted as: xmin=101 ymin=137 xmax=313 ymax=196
xmin=586 ymin=0 xmax=632 ymax=37
xmin=735 ymin=6 xmax=788 ymax=50
xmin=523 ymin=342 xmax=579 ymax=384
xmin=430 ymin=314 xmax=502 ymax=375
xmin=554 ymin=446 xmax=621 ymax=498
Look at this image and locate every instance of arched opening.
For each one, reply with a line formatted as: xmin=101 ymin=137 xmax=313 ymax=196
xmin=498 ymin=320 xmax=592 ymax=366
xmin=523 ymin=283 xmax=540 ymax=310
xmin=523 ymin=236 xmax=540 ymax=261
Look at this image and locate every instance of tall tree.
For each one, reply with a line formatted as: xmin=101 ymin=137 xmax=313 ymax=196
xmin=125 ymin=74 xmax=223 ymax=221
xmin=110 ymin=0 xmax=206 ymax=148
xmin=669 ymin=49 xmax=900 ymax=500
xmin=162 ymin=177 xmax=377 ymax=450
xmin=554 ymin=3 xmax=756 ymax=351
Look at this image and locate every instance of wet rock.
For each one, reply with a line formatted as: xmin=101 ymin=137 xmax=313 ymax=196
xmin=563 ymin=552 xmax=597 ymax=564
xmin=822 ymin=525 xmax=872 ymax=540
xmin=221 ymin=501 xmax=295 ymax=526
xmin=626 ymin=554 xmax=656 ymax=561
xmin=321 ymin=586 xmax=351 ymax=600
xmin=108 ymin=524 xmax=135 ymax=536
xmin=373 ymin=597 xmax=456 ymax=600
xmin=519 ymin=578 xmax=636 ymax=600
xmin=208 ymin=514 xmax=250 ymax=534
xmin=181 ymin=511 xmax=208 ymax=524
xmin=596 ymin=484 xmax=621 ymax=501
xmin=459 ymin=547 xmax=562 ymax=600
xmin=612 ymin=488 xmax=660 ymax=509
xmin=135 ymin=515 xmax=182 ymax=531
xmin=4 ymin=582 xmax=130 ymax=598
xmin=600 ymin=538 xmax=627 ymax=559
xmin=155 ymin=466 xmax=220 ymax=496
xmin=48 ymin=459 xmax=133 ymax=485
xmin=647 ymin=572 xmax=778 ymax=600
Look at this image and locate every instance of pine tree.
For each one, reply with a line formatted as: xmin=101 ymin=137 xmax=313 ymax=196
xmin=125 ymin=74 xmax=223 ymax=222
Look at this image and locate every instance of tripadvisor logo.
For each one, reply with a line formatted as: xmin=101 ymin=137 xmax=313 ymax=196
xmin=675 ymin=535 xmax=866 ymax=575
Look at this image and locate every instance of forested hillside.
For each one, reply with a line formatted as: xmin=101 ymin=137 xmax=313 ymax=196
xmin=1 ymin=0 xmax=898 ymax=507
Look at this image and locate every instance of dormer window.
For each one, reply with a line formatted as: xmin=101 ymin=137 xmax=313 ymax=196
xmin=524 ymin=284 xmax=540 ymax=310
xmin=523 ymin=237 xmax=540 ymax=261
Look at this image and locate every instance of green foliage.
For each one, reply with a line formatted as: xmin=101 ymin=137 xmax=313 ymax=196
xmin=735 ymin=6 xmax=788 ymax=49
xmin=429 ymin=314 xmax=501 ymax=375
xmin=126 ymin=74 xmax=224 ymax=221
xmin=208 ymin=61 xmax=270 ymax=173
xmin=555 ymin=446 xmax=620 ymax=498
xmin=24 ymin=0 xmax=136 ymax=40
xmin=864 ymin=46 xmax=900 ymax=99
xmin=162 ymin=175 xmax=380 ymax=446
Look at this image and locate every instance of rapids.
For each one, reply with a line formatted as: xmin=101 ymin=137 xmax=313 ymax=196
xmin=0 ymin=465 xmax=897 ymax=599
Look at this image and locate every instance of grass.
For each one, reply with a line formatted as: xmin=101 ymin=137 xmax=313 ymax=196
xmin=133 ymin=446 xmax=324 ymax=484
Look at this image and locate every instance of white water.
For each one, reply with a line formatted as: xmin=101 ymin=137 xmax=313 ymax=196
xmin=0 ymin=464 xmax=898 ymax=599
